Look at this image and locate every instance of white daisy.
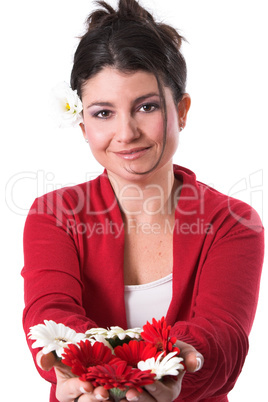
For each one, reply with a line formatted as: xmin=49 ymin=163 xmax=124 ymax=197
xmin=85 ymin=327 xmax=109 ymax=338
xmin=83 ymin=333 xmax=113 ymax=351
xmin=28 ymin=320 xmax=86 ymax=358
xmin=107 ymin=326 xmax=142 ymax=340
xmin=137 ymin=351 xmax=184 ymax=380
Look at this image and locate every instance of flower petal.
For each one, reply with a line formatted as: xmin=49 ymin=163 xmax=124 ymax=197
xmin=50 ymin=82 xmax=83 ymax=128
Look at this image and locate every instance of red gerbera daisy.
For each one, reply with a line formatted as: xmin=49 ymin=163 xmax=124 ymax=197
xmin=141 ymin=317 xmax=180 ymax=355
xmin=61 ymin=339 xmax=115 ymax=376
xmin=114 ymin=340 xmax=157 ymax=368
xmin=85 ymin=360 xmax=155 ymax=393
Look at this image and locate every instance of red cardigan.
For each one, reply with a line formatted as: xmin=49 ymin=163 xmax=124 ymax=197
xmin=22 ymin=165 xmax=264 ymax=402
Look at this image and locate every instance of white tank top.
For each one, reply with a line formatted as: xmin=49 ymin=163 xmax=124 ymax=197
xmin=124 ymin=274 xmax=173 ymax=328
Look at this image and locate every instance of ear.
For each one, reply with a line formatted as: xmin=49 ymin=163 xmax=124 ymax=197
xmin=177 ymin=93 xmax=191 ymax=129
xmin=79 ymin=122 xmax=87 ymax=139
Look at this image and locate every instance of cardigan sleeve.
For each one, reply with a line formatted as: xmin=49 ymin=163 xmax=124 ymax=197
xmin=170 ymin=208 xmax=264 ymax=401
xmin=22 ymin=194 xmax=98 ymax=384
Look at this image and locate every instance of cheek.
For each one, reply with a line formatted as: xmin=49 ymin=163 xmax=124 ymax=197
xmin=167 ymin=109 xmax=179 ymax=133
xmin=166 ymin=111 xmax=180 ymax=146
xmin=84 ymin=124 xmax=111 ymax=151
xmin=141 ymin=113 xmax=165 ymax=142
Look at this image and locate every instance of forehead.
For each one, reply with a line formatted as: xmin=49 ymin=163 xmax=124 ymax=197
xmin=81 ymin=67 xmax=159 ymax=99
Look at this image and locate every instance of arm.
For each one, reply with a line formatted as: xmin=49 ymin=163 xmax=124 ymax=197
xmin=22 ymin=194 xmax=98 ymax=384
xmin=170 ymin=208 xmax=264 ymax=400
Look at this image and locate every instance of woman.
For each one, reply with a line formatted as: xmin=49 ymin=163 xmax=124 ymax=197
xmin=22 ymin=0 xmax=264 ymax=401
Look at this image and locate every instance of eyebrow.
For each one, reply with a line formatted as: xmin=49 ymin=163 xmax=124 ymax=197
xmin=86 ymin=92 xmax=160 ymax=109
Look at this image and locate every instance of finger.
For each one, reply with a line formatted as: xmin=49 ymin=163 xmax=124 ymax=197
xmin=126 ymin=389 xmax=154 ymax=402
xmin=126 ymin=372 xmax=185 ymax=402
xmin=183 ymin=351 xmax=204 ymax=373
xmin=145 ymin=372 xmax=185 ymax=402
xmin=78 ymin=386 xmax=110 ymax=401
xmin=176 ymin=340 xmax=204 ymax=373
xmin=92 ymin=386 xmax=110 ymax=401
xmin=36 ymin=351 xmax=57 ymax=371
xmin=55 ymin=373 xmax=94 ymax=402
xmin=78 ymin=391 xmax=109 ymax=402
xmin=36 ymin=351 xmax=71 ymax=374
xmin=125 ymin=387 xmax=148 ymax=402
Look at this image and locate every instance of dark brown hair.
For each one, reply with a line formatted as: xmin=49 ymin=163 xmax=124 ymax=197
xmin=71 ymin=0 xmax=187 ymax=173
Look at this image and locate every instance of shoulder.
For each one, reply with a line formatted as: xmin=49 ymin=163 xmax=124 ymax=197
xmin=173 ymin=164 xmax=264 ymax=235
xmin=24 ymin=169 xmax=121 ymax=234
xmin=27 ymin=171 xmax=110 ymax=216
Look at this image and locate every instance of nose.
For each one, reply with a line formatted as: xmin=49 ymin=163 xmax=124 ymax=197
xmin=114 ymin=115 xmax=141 ymax=143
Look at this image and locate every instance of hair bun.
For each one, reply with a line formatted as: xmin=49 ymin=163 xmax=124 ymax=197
xmin=117 ymin=0 xmax=155 ymax=23
xmin=87 ymin=1 xmax=116 ymax=29
xmin=87 ymin=0 xmax=155 ymax=30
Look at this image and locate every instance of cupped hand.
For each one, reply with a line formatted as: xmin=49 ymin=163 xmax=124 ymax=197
xmin=124 ymin=340 xmax=204 ymax=402
xmin=36 ymin=351 xmax=111 ymax=402
xmin=36 ymin=340 xmax=204 ymax=402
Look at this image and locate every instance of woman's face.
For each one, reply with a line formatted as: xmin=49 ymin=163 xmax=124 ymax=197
xmin=80 ymin=67 xmax=190 ymax=183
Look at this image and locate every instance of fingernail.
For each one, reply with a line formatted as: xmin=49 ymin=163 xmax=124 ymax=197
xmin=80 ymin=386 xmax=91 ymax=394
xmin=95 ymin=395 xmax=109 ymax=401
xmin=194 ymin=357 xmax=202 ymax=372
xmin=127 ymin=397 xmax=139 ymax=402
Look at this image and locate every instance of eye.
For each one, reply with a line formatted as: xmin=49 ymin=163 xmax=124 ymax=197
xmin=139 ymin=103 xmax=159 ymax=113
xmin=93 ymin=110 xmax=112 ymax=119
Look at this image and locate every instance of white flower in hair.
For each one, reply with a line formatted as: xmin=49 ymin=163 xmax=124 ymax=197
xmin=51 ymin=81 xmax=83 ymax=128
xmin=28 ymin=320 xmax=86 ymax=358
xmin=137 ymin=351 xmax=184 ymax=380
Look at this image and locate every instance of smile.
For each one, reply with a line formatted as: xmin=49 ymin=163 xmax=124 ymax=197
xmin=114 ymin=147 xmax=151 ymax=160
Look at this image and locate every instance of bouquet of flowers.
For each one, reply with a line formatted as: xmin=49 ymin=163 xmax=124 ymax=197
xmin=28 ymin=317 xmax=185 ymax=402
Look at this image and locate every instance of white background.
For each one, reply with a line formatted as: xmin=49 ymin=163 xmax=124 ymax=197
xmin=1 ymin=0 xmax=267 ymax=401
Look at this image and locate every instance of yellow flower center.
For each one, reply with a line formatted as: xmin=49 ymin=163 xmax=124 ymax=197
xmin=66 ymin=102 xmax=71 ymax=111
xmin=55 ymin=337 xmax=68 ymax=343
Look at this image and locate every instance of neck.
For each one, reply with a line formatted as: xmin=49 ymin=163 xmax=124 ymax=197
xmin=107 ymin=162 xmax=181 ymax=222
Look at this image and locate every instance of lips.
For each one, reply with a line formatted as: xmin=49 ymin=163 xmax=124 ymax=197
xmin=117 ymin=147 xmax=150 ymax=154
xmin=114 ymin=146 xmax=151 ymax=160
